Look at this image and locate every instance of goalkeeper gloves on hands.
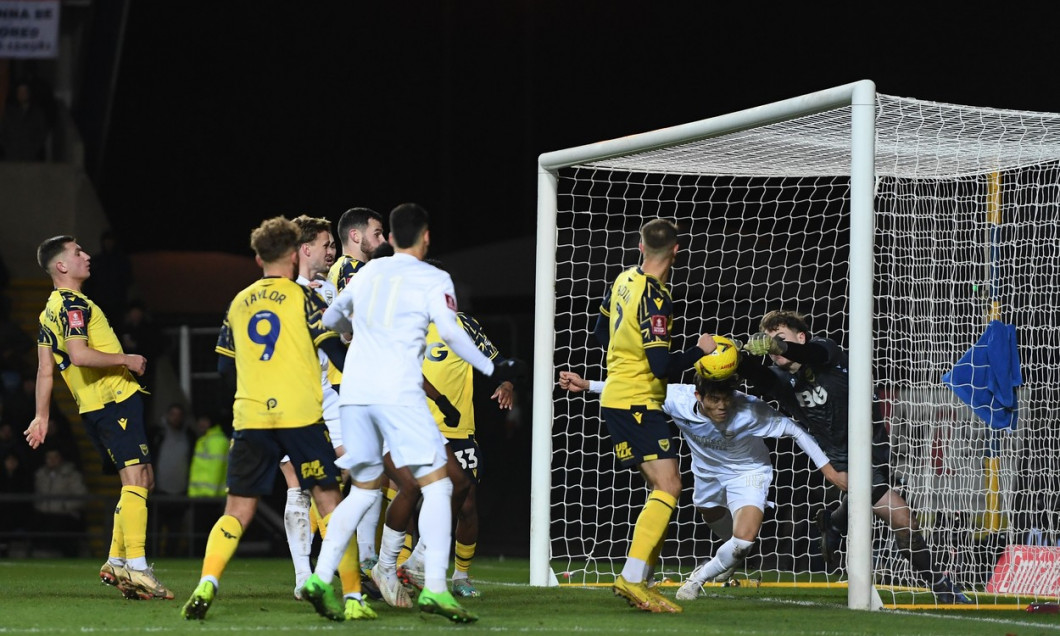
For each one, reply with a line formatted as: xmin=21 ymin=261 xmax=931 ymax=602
xmin=745 ymin=332 xmax=787 ymax=356
xmin=435 ymin=395 xmax=461 ymax=428
xmin=490 ymin=357 xmax=527 ymax=383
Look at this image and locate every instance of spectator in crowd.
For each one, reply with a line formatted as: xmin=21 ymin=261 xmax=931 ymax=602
xmin=187 ymin=412 xmax=229 ymax=554
xmin=116 ymin=300 xmax=166 ymax=414
xmin=0 ymin=317 xmax=33 ymax=394
xmin=82 ymin=230 xmax=134 ymax=320
xmin=1 ymin=449 xmax=33 ymax=515
xmin=33 ymin=447 xmax=87 ymax=557
xmin=0 ymin=80 xmax=51 ymax=161
xmin=151 ymin=403 xmax=195 ymax=556
xmin=3 ymin=373 xmax=78 ymax=470
xmin=0 ymin=450 xmax=33 ymax=556
xmin=0 ymin=419 xmax=33 ymax=470
xmin=187 ymin=412 xmax=228 ymax=498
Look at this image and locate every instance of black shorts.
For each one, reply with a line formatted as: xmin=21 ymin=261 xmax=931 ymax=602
xmin=81 ymin=393 xmax=151 ymax=474
xmin=448 ymin=435 xmax=482 ymax=484
xmin=832 ymin=439 xmax=893 ymax=503
xmin=601 ymin=406 xmax=679 ymax=469
xmin=227 ymin=423 xmax=342 ymax=496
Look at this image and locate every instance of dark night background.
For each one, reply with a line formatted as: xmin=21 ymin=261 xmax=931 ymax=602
xmin=96 ymin=3 xmax=1059 ymax=258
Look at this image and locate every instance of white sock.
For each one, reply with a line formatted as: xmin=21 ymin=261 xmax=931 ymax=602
xmin=314 ymin=487 xmax=379 ymax=584
xmin=377 ymin=524 xmax=406 ymax=575
xmin=406 ymin=538 xmax=427 ymax=571
xmin=108 ymin=557 xmax=125 ymax=567
xmin=126 ymin=556 xmax=148 ymax=571
xmin=690 ymin=537 xmax=754 ymax=584
xmin=620 ymin=557 xmax=648 ymax=584
xmin=284 ymin=488 xmax=312 ymax=583
xmin=356 ymin=495 xmax=382 ymax=560
xmin=418 ymin=477 xmax=453 ymax=594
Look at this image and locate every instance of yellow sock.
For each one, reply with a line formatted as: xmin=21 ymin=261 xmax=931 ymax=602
xmin=396 ymin=532 xmax=414 ymax=567
xmin=201 ymin=515 xmax=243 ymax=580
xmin=454 ymin=541 xmax=476 ymax=575
xmin=109 ymin=498 xmax=126 ymax=560
xmin=628 ymin=490 xmax=677 ymax=562
xmin=318 ymin=511 xmax=331 ymax=539
xmin=647 ymin=534 xmax=664 ymax=572
xmin=117 ymin=486 xmax=149 ymax=560
xmin=338 ymin=538 xmax=361 ymax=595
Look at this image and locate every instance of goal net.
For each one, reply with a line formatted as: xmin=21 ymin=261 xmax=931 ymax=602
xmin=533 ymin=81 xmax=1060 ymax=607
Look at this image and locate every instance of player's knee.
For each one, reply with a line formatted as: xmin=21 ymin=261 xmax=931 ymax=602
xmin=460 ymin=492 xmax=476 ymax=520
xmin=729 ymin=537 xmax=755 ymax=561
xmin=908 ymin=530 xmax=929 ymax=552
xmin=653 ymin=475 xmax=682 ymax=499
xmin=350 ymin=463 xmax=384 ymax=485
xmin=893 ymin=528 xmax=911 ymax=550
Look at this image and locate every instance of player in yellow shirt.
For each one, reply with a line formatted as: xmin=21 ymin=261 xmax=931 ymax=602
xmin=398 ymin=311 xmax=514 ymax=598
xmin=182 ymin=216 xmax=350 ymax=621
xmin=326 ymin=207 xmax=386 ymax=292
xmin=593 ymin=219 xmax=713 ymax=613
xmin=26 ymin=234 xmax=173 ymax=601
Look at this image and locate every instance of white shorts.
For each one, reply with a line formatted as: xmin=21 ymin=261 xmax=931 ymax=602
xmin=322 ymin=383 xmax=341 ymax=448
xmin=336 ymin=402 xmax=447 ymax=478
xmin=692 ymin=466 xmax=773 ymax=513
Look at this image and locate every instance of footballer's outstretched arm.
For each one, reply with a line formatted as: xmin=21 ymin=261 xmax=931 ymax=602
xmin=24 ymin=345 xmax=55 ymax=449
xmin=558 ymin=370 xmax=604 ymax=395
xmin=646 ymin=332 xmax=717 ymax=381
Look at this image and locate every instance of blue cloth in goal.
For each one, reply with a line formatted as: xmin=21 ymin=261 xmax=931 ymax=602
xmin=941 ymin=320 xmax=1022 ymax=431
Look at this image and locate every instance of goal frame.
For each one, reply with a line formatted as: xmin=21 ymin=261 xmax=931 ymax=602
xmin=530 ymin=79 xmax=878 ymax=610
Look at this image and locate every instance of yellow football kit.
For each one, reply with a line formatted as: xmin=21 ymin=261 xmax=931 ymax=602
xmin=598 ymin=266 xmax=673 ymax=411
xmin=422 ymin=313 xmax=499 ymax=440
xmin=216 ymin=277 xmax=338 ymax=430
xmin=37 ymin=288 xmax=143 ymax=412
xmin=326 ymin=254 xmax=366 ymax=293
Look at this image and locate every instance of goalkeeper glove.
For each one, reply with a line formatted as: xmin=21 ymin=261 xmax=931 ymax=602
xmin=490 ymin=357 xmax=527 ymax=383
xmin=435 ymin=395 xmax=461 ymax=428
xmin=745 ymin=332 xmax=787 ymax=356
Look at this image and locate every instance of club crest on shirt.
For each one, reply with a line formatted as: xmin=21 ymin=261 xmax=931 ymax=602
xmin=658 ymin=438 xmax=671 ymax=452
xmin=445 ymin=293 xmax=458 ymax=311
xmin=68 ymin=309 xmax=85 ymax=328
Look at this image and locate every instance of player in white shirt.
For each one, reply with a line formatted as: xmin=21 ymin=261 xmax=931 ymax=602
xmin=558 ymin=370 xmax=842 ymax=600
xmin=301 ymin=203 xmax=524 ymax=624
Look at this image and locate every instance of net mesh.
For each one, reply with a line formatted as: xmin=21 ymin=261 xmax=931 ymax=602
xmin=550 ymin=94 xmax=1060 ymax=603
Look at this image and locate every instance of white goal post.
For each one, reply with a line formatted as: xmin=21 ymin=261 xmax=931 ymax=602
xmin=532 ymin=79 xmax=1060 ymax=609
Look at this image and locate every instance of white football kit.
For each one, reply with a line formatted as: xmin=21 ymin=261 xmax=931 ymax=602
xmin=589 ymin=381 xmax=830 ymax=512
xmin=324 ymin=252 xmax=496 ymax=478
xmin=663 ymin=384 xmax=830 ymax=511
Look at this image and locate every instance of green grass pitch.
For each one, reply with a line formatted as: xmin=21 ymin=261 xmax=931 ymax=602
xmin=1 ymin=557 xmax=1058 ymax=635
